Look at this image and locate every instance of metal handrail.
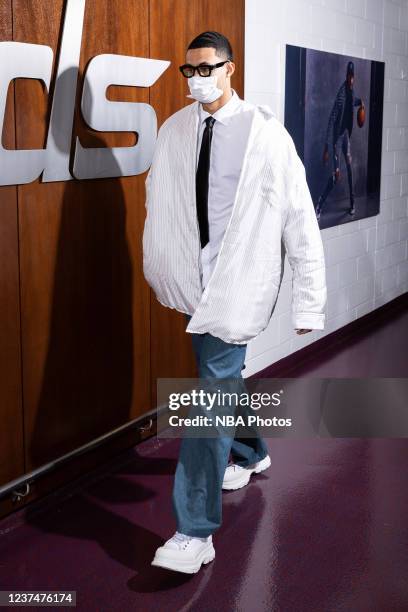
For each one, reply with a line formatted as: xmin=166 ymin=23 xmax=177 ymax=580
xmin=0 ymin=405 xmax=165 ymax=503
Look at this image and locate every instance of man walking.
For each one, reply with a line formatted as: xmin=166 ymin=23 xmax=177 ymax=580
xmin=143 ymin=31 xmax=327 ymax=573
xmin=315 ymin=60 xmax=364 ymax=220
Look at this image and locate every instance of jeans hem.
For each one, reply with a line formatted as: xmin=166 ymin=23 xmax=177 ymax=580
xmin=176 ymin=527 xmax=217 ymax=538
xmin=232 ymin=451 xmax=269 ymax=468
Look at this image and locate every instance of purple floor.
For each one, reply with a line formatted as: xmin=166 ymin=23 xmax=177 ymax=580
xmin=1 ymin=304 xmax=407 ymax=611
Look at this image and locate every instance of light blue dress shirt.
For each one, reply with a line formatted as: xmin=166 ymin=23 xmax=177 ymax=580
xmin=196 ymin=89 xmax=253 ymax=289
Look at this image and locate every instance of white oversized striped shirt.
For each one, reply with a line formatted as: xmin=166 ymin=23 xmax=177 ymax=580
xmin=142 ymin=98 xmax=327 ymax=344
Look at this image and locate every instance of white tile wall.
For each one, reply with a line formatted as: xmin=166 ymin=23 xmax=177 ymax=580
xmin=243 ymin=0 xmax=408 ymax=377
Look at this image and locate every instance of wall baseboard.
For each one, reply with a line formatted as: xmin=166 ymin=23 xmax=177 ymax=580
xmin=252 ymin=293 xmax=408 ymax=377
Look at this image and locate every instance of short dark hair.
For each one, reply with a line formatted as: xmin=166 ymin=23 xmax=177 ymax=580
xmin=187 ymin=31 xmax=233 ymax=62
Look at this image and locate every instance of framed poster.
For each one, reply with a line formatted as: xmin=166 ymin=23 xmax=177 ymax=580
xmin=285 ymin=44 xmax=385 ymax=230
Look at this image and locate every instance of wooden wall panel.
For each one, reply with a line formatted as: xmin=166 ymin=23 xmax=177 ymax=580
xmin=13 ymin=0 xmax=151 ymax=469
xmin=0 ymin=1 xmax=24 ymax=485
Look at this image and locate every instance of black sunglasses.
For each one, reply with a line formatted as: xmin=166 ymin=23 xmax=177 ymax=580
xmin=178 ymin=60 xmax=230 ymax=78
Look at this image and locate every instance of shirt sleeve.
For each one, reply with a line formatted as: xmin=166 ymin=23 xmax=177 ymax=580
xmin=144 ymin=121 xmax=166 ymax=210
xmin=144 ymin=166 xmax=152 ymax=211
xmin=281 ymin=138 xmax=327 ymax=330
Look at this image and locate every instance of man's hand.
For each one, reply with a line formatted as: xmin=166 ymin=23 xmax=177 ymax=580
xmin=295 ymin=328 xmax=312 ymax=335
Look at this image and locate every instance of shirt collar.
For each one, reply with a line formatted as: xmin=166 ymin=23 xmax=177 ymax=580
xmin=198 ymin=89 xmax=241 ymax=126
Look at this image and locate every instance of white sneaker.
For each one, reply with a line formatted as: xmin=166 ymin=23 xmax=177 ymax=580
xmin=151 ymin=531 xmax=215 ymax=574
xmin=222 ymin=454 xmax=271 ymax=490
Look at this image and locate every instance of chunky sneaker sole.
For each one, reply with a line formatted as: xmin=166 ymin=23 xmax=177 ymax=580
xmin=151 ymin=541 xmax=215 ymax=574
xmin=222 ymin=454 xmax=271 ymax=491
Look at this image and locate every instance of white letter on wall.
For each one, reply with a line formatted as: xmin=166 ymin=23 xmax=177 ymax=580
xmin=0 ymin=42 xmax=53 ymax=186
xmin=73 ymin=54 xmax=170 ymax=180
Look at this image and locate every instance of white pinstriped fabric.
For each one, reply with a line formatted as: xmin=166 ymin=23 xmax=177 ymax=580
xmin=142 ymin=99 xmax=327 ymax=345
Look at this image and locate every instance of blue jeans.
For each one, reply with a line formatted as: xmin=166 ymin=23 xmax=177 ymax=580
xmin=171 ymin=313 xmax=269 ymax=537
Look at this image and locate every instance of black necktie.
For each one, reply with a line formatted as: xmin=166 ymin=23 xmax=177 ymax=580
xmin=196 ymin=116 xmax=216 ymax=248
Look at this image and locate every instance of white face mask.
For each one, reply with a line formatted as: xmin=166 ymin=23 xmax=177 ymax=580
xmin=186 ymin=74 xmax=224 ymax=104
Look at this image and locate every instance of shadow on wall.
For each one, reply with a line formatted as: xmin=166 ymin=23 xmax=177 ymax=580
xmin=29 ymin=66 xmax=134 ymax=467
